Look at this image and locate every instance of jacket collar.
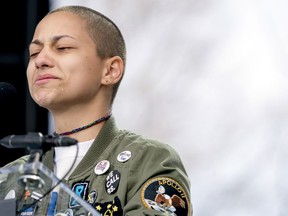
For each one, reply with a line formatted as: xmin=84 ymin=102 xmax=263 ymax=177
xmin=42 ymin=115 xmax=119 ymax=179
xmin=68 ymin=115 xmax=118 ymax=178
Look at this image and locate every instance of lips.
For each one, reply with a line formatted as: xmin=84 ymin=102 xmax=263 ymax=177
xmin=35 ymin=74 xmax=59 ymax=84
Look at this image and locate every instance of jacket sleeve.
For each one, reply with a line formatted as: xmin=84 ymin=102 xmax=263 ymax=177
xmin=123 ymin=139 xmax=193 ymax=216
xmin=0 ymin=155 xmax=30 ymax=182
xmin=0 ymin=155 xmax=30 ymax=199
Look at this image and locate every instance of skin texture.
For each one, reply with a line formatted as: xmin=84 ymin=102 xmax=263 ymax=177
xmin=27 ymin=11 xmax=123 ymax=142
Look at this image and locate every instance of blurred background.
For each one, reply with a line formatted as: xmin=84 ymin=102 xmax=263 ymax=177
xmin=1 ymin=0 xmax=287 ymax=215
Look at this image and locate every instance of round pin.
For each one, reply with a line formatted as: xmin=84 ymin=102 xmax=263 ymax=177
xmin=94 ymin=160 xmax=110 ymax=175
xmin=105 ymin=170 xmax=121 ymax=194
xmin=117 ymin=150 xmax=132 ymax=163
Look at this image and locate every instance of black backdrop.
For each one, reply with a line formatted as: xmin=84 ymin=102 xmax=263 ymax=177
xmin=0 ymin=1 xmax=49 ymax=166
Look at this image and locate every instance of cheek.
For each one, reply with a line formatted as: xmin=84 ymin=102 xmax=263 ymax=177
xmin=26 ymin=63 xmax=35 ymax=84
xmin=26 ymin=71 xmax=34 ymax=95
xmin=72 ymin=59 xmax=103 ymax=84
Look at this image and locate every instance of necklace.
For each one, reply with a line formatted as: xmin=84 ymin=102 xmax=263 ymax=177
xmin=53 ymin=112 xmax=112 ymax=136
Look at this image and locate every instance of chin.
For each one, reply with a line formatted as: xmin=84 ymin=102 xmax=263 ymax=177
xmin=33 ymin=92 xmax=54 ymax=108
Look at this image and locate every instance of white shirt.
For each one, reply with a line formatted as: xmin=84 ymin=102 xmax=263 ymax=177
xmin=54 ymin=139 xmax=94 ymax=180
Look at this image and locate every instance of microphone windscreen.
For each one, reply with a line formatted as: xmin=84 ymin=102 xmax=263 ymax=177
xmin=0 ymin=82 xmax=17 ymax=102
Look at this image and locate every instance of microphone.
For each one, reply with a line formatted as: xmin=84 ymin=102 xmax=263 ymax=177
xmin=0 ymin=132 xmax=78 ymax=150
xmin=0 ymin=82 xmax=17 ymax=103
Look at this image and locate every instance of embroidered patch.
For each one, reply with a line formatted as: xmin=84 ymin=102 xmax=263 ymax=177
xmin=31 ymin=191 xmax=43 ymax=201
xmin=54 ymin=209 xmax=73 ymax=216
xmin=24 ymin=190 xmax=31 ymax=200
xmin=19 ymin=204 xmax=37 ymax=216
xmin=69 ymin=182 xmax=89 ymax=208
xmin=87 ymin=190 xmax=98 ymax=205
xmin=64 ymin=209 xmax=73 ymax=216
xmin=93 ymin=196 xmax=123 ymax=216
xmin=141 ymin=177 xmax=190 ymax=215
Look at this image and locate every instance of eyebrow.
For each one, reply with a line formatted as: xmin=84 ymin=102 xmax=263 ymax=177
xmin=29 ymin=35 xmax=76 ymax=47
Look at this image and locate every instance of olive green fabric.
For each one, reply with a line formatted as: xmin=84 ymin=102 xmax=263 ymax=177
xmin=0 ymin=116 xmax=193 ymax=215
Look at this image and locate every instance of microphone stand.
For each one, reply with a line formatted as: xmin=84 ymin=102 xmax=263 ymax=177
xmin=17 ymin=147 xmax=45 ymax=190
xmin=0 ymin=132 xmax=78 ymax=190
xmin=15 ymin=132 xmax=57 ymax=191
xmin=0 ymin=132 xmax=101 ymax=215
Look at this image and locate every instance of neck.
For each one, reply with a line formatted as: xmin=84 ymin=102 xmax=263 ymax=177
xmin=54 ymin=112 xmax=111 ymax=135
xmin=52 ymin=107 xmax=111 ymax=142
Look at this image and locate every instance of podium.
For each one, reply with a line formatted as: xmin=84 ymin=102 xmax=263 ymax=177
xmin=0 ymin=161 xmax=101 ymax=216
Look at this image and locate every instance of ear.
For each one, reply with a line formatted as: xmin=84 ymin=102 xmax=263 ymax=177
xmin=101 ymin=56 xmax=124 ymax=85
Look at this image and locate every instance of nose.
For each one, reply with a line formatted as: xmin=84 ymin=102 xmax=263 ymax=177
xmin=34 ymin=48 xmax=53 ymax=69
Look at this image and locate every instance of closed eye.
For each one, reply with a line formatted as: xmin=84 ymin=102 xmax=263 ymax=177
xmin=57 ymin=47 xmax=73 ymax=51
xmin=29 ymin=52 xmax=40 ymax=58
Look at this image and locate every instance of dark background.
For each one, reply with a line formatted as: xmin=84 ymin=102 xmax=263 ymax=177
xmin=0 ymin=1 xmax=50 ymax=166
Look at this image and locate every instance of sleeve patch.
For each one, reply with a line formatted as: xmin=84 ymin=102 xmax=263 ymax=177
xmin=141 ymin=177 xmax=190 ymax=215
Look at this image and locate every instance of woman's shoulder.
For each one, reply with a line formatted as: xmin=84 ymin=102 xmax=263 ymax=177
xmin=2 ymin=155 xmax=30 ymax=168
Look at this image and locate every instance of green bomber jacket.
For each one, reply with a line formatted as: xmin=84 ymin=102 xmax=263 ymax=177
xmin=0 ymin=116 xmax=192 ymax=215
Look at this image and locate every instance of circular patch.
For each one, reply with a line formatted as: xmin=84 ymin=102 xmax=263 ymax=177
xmin=117 ymin=150 xmax=132 ymax=163
xmin=141 ymin=177 xmax=190 ymax=215
xmin=94 ymin=160 xmax=110 ymax=175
